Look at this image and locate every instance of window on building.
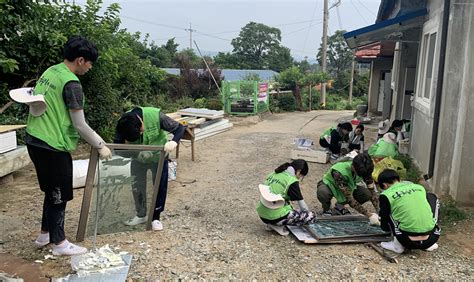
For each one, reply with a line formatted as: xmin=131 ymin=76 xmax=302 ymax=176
xmin=417 ymin=32 xmax=437 ymax=101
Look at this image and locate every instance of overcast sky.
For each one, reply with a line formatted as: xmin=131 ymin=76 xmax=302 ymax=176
xmin=72 ymin=0 xmax=381 ymax=60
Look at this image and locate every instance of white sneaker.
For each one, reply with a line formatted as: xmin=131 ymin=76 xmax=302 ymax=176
xmin=34 ymin=233 xmax=50 ymax=247
xmin=151 ymin=220 xmax=163 ymax=231
xmin=424 ymin=243 xmax=439 ymax=252
xmin=266 ymin=224 xmax=289 ymax=236
xmin=380 ymin=237 xmax=405 ymax=254
xmin=124 ymin=216 xmax=147 ymax=226
xmin=52 ymin=240 xmax=87 ymax=256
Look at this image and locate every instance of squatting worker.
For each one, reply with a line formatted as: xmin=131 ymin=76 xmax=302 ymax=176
xmin=316 ymin=152 xmax=380 ymax=225
xmin=23 ymin=36 xmax=112 ymax=256
xmin=114 ymin=106 xmax=185 ymax=231
xmin=319 ymin=122 xmax=353 ymax=159
xmin=378 ymin=169 xmax=440 ymax=254
xmin=256 ymin=159 xmax=316 ymax=236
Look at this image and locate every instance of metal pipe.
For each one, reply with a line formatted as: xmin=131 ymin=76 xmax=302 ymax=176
xmin=426 ymin=0 xmax=450 ymax=180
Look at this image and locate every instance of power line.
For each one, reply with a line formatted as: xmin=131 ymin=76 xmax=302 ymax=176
xmin=350 ymin=0 xmax=369 ymax=24
xmin=335 ymin=5 xmax=343 ymax=30
xmin=356 ymin=0 xmax=377 ymax=16
xmin=283 ymin=20 xmax=324 ymax=36
xmin=121 ymin=15 xmax=187 ymax=31
xmin=302 ymin=0 xmax=319 ymax=52
xmin=193 ymin=31 xmax=232 ymax=42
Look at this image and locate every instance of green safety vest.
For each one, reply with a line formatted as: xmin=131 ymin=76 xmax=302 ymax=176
xmin=256 ymin=171 xmax=298 ymax=220
xmin=320 ymin=127 xmax=335 ymax=140
xmin=382 ymin=182 xmax=435 ymax=233
xmin=129 ymin=107 xmax=168 ymax=163
xmin=26 ymin=63 xmax=81 ymax=152
xmin=322 ymin=161 xmax=362 ymax=203
xmin=368 ymin=139 xmax=399 ymax=158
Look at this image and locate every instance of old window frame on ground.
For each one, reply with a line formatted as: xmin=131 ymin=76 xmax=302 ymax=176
xmin=76 ymin=143 xmax=165 ymax=242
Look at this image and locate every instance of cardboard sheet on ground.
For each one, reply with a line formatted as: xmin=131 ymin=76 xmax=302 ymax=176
xmin=288 ymin=215 xmax=392 ymax=244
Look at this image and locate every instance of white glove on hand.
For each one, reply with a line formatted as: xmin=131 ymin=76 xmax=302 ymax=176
xmin=138 ymin=151 xmax=154 ymax=162
xmin=98 ymin=146 xmax=112 ymax=160
xmin=369 ymin=213 xmax=381 ymax=226
xmin=164 ymin=141 xmax=178 ymax=153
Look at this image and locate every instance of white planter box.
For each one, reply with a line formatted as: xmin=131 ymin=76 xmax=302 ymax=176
xmin=0 ymin=131 xmax=17 ymax=153
xmin=290 ymin=148 xmax=329 ymax=164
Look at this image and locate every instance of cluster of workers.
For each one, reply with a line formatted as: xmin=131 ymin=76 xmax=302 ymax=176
xmin=11 ymin=36 xmax=439 ymax=258
xmin=11 ymin=37 xmax=185 ymax=256
xmin=257 ymin=121 xmax=440 ymax=254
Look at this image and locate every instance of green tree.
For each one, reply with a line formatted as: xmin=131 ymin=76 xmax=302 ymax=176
xmin=276 ymin=66 xmax=304 ymax=110
xmin=317 ymin=30 xmax=354 ymax=76
xmin=214 ymin=51 xmax=243 ymax=69
xmin=143 ymin=38 xmax=178 ymax=67
xmin=231 ymin=22 xmax=281 ymax=68
xmin=174 ymin=48 xmax=201 ymax=68
xmin=266 ymin=46 xmax=293 ymax=72
xmin=0 ymin=0 xmax=169 ymax=140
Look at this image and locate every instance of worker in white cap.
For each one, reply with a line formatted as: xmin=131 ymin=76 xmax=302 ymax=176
xmin=256 ymin=159 xmax=316 ymax=236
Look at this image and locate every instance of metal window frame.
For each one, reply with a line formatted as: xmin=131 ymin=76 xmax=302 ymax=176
xmin=76 ymin=143 xmax=166 ymax=242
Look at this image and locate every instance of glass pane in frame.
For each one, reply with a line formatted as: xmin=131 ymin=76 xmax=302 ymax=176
xmin=78 ymin=145 xmax=165 ymax=240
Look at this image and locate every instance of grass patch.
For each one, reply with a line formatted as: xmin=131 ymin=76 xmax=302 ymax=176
xmin=440 ymin=196 xmax=468 ymax=226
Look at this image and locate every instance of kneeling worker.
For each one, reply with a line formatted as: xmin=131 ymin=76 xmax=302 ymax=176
xmin=317 ymin=153 xmax=380 ymax=224
xmin=256 ymin=159 xmax=316 ymax=236
xmin=378 ymin=169 xmax=440 ymax=253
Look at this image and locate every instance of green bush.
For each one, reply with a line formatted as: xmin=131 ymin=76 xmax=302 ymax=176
xmin=393 ymin=154 xmax=423 ymax=183
xmin=194 ymin=97 xmax=207 ymax=108
xmin=440 ymin=197 xmax=468 ymax=226
xmin=277 ymin=93 xmax=296 ymax=112
xmin=206 ymin=97 xmax=223 ymax=110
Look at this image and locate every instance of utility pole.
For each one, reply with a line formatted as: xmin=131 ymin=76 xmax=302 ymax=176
xmin=348 ymin=59 xmax=355 ymax=105
xmin=185 ymin=23 xmax=195 ymax=49
xmin=321 ymin=0 xmax=329 ymax=107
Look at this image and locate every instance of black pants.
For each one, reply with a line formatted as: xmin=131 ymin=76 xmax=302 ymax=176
xmin=389 ymin=193 xmax=441 ymax=250
xmin=27 ymin=144 xmax=72 ymax=244
xmin=316 ymin=180 xmax=372 ymax=212
xmin=130 ymin=159 xmax=169 ymax=220
xmin=319 ymin=138 xmax=341 ymax=154
xmin=349 ymin=143 xmax=361 ymax=151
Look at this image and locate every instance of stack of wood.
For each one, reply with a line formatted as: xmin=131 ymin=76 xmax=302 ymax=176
xmin=167 ymin=108 xmax=233 ymax=141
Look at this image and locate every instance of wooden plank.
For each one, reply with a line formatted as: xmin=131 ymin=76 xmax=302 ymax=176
xmin=146 ymin=151 xmax=166 ymax=230
xmin=189 ymin=117 xmax=206 ymax=125
xmin=194 ymin=126 xmax=232 ymax=141
xmin=0 ymin=125 xmax=26 ymax=133
xmin=166 ymin=112 xmax=181 ymax=119
xmin=366 ymin=243 xmax=399 ymax=263
xmin=194 ymin=119 xmax=229 ymax=133
xmin=76 ymin=148 xmax=99 ymax=242
xmin=177 ymin=108 xmax=224 ymax=119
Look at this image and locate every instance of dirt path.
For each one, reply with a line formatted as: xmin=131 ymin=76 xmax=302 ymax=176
xmin=0 ymin=110 xmax=472 ymax=280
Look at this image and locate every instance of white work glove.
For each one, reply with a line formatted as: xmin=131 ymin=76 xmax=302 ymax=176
xmin=164 ymin=140 xmax=178 ymax=153
xmin=98 ymin=146 xmax=112 ymax=160
xmin=138 ymin=151 xmax=154 ymax=162
xmin=369 ymin=213 xmax=381 ymax=226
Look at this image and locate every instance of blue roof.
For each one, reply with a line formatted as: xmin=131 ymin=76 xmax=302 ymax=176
xmin=343 ymin=8 xmax=427 ymax=49
xmin=161 ymin=68 xmax=278 ymax=81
